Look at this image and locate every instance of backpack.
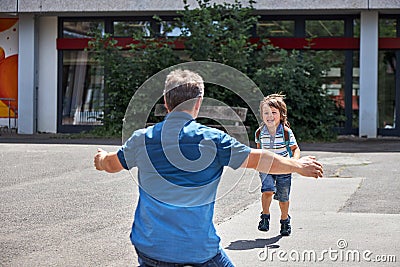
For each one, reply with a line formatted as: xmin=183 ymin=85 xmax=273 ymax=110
xmin=255 ymin=125 xmax=293 ymax=158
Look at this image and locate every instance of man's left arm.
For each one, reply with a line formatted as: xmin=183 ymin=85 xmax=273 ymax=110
xmin=240 ymin=149 xmax=323 ymax=178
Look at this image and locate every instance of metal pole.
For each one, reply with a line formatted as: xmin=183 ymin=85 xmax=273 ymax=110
xmin=8 ymin=99 xmax=11 ymax=129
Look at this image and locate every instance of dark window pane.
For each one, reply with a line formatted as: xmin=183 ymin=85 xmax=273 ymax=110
xmin=353 ymin=19 xmax=360 ymax=38
xmin=257 ymin=20 xmax=294 ymax=37
xmin=160 ymin=21 xmax=186 ymax=37
xmin=62 ymin=51 xmax=104 ymax=125
xmin=378 ymin=51 xmax=396 ymax=129
xmin=319 ymin=51 xmax=347 ymax=127
xmin=113 ymin=21 xmax=151 ymax=37
xmin=306 ymin=20 xmax=344 ymax=37
xmin=63 ymin=21 xmax=104 ymax=38
xmin=379 ymin=19 xmax=396 ymax=37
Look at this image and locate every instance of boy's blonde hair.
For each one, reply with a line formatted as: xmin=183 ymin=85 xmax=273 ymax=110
xmin=259 ymin=93 xmax=290 ymax=127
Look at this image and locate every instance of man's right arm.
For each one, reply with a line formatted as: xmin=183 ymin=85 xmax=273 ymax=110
xmin=94 ymin=148 xmax=124 ymax=173
xmin=240 ymin=148 xmax=323 ymax=178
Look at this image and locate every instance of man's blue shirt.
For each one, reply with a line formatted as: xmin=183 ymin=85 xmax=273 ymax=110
xmin=117 ymin=111 xmax=251 ymax=263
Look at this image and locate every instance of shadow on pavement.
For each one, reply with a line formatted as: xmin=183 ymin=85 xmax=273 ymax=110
xmin=225 ymin=235 xmax=282 ymax=250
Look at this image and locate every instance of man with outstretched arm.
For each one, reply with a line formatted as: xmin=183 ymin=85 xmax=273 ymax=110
xmin=94 ymin=69 xmax=323 ymax=267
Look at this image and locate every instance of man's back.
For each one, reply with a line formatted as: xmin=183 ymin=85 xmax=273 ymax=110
xmin=117 ymin=111 xmax=251 ymax=263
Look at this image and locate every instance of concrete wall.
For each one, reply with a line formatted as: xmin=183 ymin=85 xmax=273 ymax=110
xmin=0 ymin=0 xmax=398 ymax=13
xmin=3 ymin=0 xmax=399 ymax=136
xmin=0 ymin=0 xmax=17 ymax=13
xmin=369 ymin=0 xmax=400 ymax=9
xmin=254 ymin=0 xmax=368 ymax=11
xmin=16 ymin=0 xmax=198 ymax=13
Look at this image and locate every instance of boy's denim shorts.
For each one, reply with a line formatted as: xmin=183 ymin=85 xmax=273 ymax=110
xmin=260 ymin=172 xmax=292 ymax=202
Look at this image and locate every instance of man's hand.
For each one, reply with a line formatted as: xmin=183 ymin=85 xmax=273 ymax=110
xmin=94 ymin=148 xmax=107 ymax=171
xmin=94 ymin=148 xmax=124 ymax=173
xmin=296 ymin=156 xmax=323 ymax=178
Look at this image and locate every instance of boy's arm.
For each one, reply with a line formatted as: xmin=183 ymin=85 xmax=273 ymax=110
xmin=240 ymin=148 xmax=323 ymax=178
xmin=292 ymin=145 xmax=301 ymax=160
xmin=288 ymin=129 xmax=300 ymax=159
xmin=94 ymin=148 xmax=124 ymax=173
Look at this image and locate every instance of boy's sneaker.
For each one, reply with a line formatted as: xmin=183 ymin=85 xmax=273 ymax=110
xmin=280 ymin=215 xmax=291 ymax=236
xmin=258 ymin=214 xmax=270 ymax=232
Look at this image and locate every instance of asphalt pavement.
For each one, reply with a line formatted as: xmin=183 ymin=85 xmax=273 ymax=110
xmin=0 ymin=134 xmax=399 ymax=266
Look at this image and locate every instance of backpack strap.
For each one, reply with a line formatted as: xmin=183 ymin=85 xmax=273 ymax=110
xmin=255 ymin=126 xmax=262 ymax=149
xmin=283 ymin=126 xmax=293 ymax=158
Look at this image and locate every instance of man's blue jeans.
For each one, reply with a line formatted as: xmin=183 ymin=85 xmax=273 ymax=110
xmin=136 ymin=248 xmax=234 ymax=267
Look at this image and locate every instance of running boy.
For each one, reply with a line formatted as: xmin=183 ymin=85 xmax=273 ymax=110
xmin=255 ymin=93 xmax=300 ymax=236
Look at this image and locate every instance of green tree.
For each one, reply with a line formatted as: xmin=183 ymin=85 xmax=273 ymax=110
xmin=87 ymin=31 xmax=180 ymax=136
xmin=87 ymin=0 xmax=338 ymax=141
xmin=253 ymin=48 xmax=337 ymax=141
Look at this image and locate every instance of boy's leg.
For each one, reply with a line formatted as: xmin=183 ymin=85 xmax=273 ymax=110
xmin=260 ymin=172 xmax=276 ymax=214
xmin=274 ymin=174 xmax=292 ymax=236
xmin=262 ymin=191 xmax=274 ymax=214
xmin=259 ymin=173 xmax=275 ymax=231
xmin=274 ymin=174 xmax=291 ymax=217
xmin=279 ymin=201 xmax=289 ymax=220
xmin=280 ymin=215 xmax=291 ymax=236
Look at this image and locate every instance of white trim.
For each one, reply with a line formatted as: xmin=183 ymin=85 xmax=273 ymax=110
xmin=17 ymin=14 xmax=36 ymax=134
xmin=359 ymin=11 xmax=378 ymax=138
xmin=37 ymin=16 xmax=57 ymax=133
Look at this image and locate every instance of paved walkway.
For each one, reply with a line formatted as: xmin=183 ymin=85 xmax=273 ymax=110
xmin=218 ymin=176 xmax=399 ymax=266
xmin=217 ymin=138 xmax=400 ymax=266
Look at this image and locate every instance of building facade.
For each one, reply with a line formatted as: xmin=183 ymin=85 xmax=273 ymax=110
xmin=0 ymin=0 xmax=399 ymax=137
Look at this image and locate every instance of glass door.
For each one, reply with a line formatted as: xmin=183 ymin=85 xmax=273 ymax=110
xmin=378 ymin=51 xmax=398 ymax=133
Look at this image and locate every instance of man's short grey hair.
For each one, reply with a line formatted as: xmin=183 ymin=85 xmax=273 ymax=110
xmin=164 ymin=69 xmax=205 ymax=111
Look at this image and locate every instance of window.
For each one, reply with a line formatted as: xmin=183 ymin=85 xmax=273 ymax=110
xmin=352 ymin=52 xmax=360 ymax=128
xmin=113 ymin=21 xmax=152 ymax=37
xmin=353 ymin=19 xmax=360 ymax=37
xmin=63 ymin=21 xmax=104 ymax=38
xmin=306 ymin=20 xmax=344 ymax=37
xmin=57 ymin=15 xmax=367 ymax=135
xmin=379 ymin=18 xmax=397 ymax=37
xmin=61 ymin=51 xmax=104 ymax=126
xmin=160 ymin=21 xmax=186 ymax=37
xmin=257 ymin=20 xmax=294 ymax=37
xmin=320 ymin=51 xmax=347 ymax=128
xmin=378 ymin=51 xmax=396 ymax=129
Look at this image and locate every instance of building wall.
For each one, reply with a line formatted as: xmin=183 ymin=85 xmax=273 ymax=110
xmin=0 ymin=0 xmax=17 ymax=13
xmin=1 ymin=0 xmax=400 ymax=136
xmin=0 ymin=0 xmax=399 ymax=13
xmin=369 ymin=0 xmax=400 ymax=9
